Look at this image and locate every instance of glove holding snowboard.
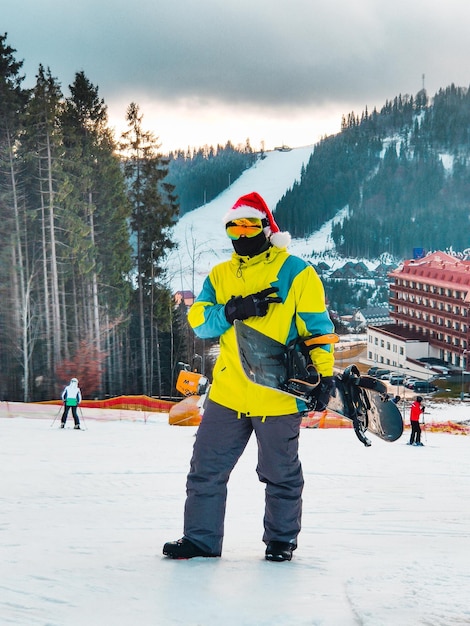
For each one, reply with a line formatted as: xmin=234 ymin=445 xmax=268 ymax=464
xmin=225 ymin=287 xmax=282 ymax=324
xmin=309 ymin=375 xmax=335 ymax=412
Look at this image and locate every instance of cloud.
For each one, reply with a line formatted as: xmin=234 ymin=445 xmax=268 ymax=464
xmin=3 ymin=0 xmax=470 ymax=150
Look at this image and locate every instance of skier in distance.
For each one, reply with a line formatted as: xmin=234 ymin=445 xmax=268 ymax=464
xmin=61 ymin=377 xmax=82 ymax=430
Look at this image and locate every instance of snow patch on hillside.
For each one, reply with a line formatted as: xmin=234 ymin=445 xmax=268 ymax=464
xmin=165 ymin=146 xmax=386 ymax=296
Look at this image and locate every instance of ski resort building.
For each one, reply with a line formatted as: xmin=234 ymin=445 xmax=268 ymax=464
xmin=367 ymin=251 xmax=470 ymax=374
xmin=352 ymin=306 xmax=392 ymax=330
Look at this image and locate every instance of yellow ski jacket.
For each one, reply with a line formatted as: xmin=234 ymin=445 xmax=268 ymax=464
xmin=188 ymin=246 xmax=335 ymax=417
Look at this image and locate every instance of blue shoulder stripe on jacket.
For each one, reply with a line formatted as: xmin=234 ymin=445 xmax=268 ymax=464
xmin=271 ymin=255 xmax=308 ymax=300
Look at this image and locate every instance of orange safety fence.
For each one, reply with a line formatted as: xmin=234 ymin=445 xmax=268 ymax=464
xmin=404 ymin=421 xmax=470 ymax=435
xmin=32 ymin=397 xmax=470 ymax=435
xmin=38 ymin=394 xmax=176 ymax=413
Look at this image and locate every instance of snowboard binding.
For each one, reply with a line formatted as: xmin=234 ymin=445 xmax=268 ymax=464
xmin=336 ymin=365 xmax=377 ymax=446
xmin=281 ymin=336 xmax=325 ymax=410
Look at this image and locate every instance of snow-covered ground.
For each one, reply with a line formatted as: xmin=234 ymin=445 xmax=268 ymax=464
xmin=1 ymin=401 xmax=469 ymax=626
xmin=165 ymin=147 xmax=375 ymax=296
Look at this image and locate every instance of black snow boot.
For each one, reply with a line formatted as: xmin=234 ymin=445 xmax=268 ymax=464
xmin=74 ymin=424 xmax=81 ymax=430
xmin=162 ymin=538 xmax=220 ymax=559
xmin=265 ymin=541 xmax=297 ymax=562
xmin=60 ymin=423 xmax=65 ymax=428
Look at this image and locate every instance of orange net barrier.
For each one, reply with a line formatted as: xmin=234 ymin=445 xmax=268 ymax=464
xmin=38 ymin=395 xmax=176 ymax=413
xmin=404 ymin=421 xmax=470 ymax=435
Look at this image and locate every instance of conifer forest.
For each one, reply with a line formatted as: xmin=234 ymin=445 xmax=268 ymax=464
xmin=0 ymin=34 xmax=187 ymax=402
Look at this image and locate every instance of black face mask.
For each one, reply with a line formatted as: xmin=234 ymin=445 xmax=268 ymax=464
xmin=232 ymin=231 xmax=270 ymax=257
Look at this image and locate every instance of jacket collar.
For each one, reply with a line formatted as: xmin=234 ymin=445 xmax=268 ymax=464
xmin=230 ymin=245 xmax=281 ymax=268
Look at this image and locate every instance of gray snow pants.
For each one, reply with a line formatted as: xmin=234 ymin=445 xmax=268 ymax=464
xmin=183 ymin=399 xmax=304 ymax=555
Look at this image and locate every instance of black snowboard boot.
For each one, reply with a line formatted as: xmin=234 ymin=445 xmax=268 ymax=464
xmin=162 ymin=538 xmax=220 ymax=559
xmin=265 ymin=541 xmax=296 ymax=562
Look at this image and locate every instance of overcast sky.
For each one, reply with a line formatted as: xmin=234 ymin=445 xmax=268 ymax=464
xmin=3 ymin=0 xmax=470 ymax=152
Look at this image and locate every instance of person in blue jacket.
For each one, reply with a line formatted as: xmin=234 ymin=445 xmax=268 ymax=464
xmin=61 ymin=378 xmax=82 ymax=429
xmin=163 ymin=192 xmax=335 ymax=562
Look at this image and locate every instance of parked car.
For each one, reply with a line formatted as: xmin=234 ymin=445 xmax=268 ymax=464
xmin=390 ymin=374 xmax=406 ymax=385
xmin=404 ymin=378 xmax=419 ymax=389
xmin=368 ymin=368 xmax=390 ymax=379
xmin=412 ymin=381 xmax=438 ymax=393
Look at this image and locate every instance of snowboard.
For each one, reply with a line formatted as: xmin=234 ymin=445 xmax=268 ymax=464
xmin=234 ymin=320 xmax=403 ymax=446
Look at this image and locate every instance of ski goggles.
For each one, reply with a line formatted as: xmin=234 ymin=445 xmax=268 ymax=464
xmin=225 ymin=218 xmax=266 ymax=240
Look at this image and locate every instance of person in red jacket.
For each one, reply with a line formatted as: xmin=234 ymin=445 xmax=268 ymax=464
xmin=409 ymin=396 xmax=425 ymax=446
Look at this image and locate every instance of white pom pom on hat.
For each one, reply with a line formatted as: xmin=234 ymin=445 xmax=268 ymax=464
xmin=223 ymin=191 xmax=291 ymax=248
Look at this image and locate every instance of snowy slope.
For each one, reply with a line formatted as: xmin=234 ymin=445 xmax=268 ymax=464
xmin=166 ymin=147 xmax=316 ymax=295
xmin=1 ymin=402 xmax=470 ymax=626
xmin=165 ymin=146 xmax=383 ymax=296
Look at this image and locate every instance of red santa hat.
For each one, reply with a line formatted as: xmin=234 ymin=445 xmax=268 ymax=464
xmin=223 ymin=192 xmax=291 ymax=248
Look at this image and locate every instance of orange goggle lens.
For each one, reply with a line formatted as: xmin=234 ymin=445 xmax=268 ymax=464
xmin=226 ymin=218 xmax=264 ymax=240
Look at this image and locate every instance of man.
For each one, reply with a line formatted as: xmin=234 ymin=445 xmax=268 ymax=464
xmin=61 ymin=377 xmax=82 ymax=429
xmin=163 ymin=192 xmax=335 ymax=561
xmin=409 ymin=396 xmax=425 ymax=446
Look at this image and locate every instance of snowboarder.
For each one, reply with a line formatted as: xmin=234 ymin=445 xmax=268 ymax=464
xmin=61 ymin=378 xmax=82 ymax=429
xmin=163 ymin=191 xmax=336 ymax=562
xmin=409 ymin=396 xmax=425 ymax=445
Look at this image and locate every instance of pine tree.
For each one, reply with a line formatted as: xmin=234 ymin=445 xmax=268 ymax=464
xmin=20 ymin=64 xmax=65 ymax=398
xmin=120 ymin=102 xmax=178 ymax=395
xmin=59 ymin=71 xmax=132 ymax=396
xmin=0 ymin=33 xmax=30 ymax=400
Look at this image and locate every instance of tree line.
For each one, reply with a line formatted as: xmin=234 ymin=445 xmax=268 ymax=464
xmin=275 ymin=84 xmax=470 ymax=259
xmin=0 ymin=34 xmax=191 ymax=402
xmin=167 ymin=140 xmax=259 ymax=215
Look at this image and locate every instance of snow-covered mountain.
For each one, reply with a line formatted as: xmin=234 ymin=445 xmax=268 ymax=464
xmin=165 ymin=146 xmax=381 ymax=296
xmin=165 ymin=146 xmax=313 ymax=294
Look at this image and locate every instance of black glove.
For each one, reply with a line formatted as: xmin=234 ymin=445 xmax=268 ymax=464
xmin=310 ymin=376 xmax=335 ymax=412
xmin=224 ymin=287 xmax=282 ymax=324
